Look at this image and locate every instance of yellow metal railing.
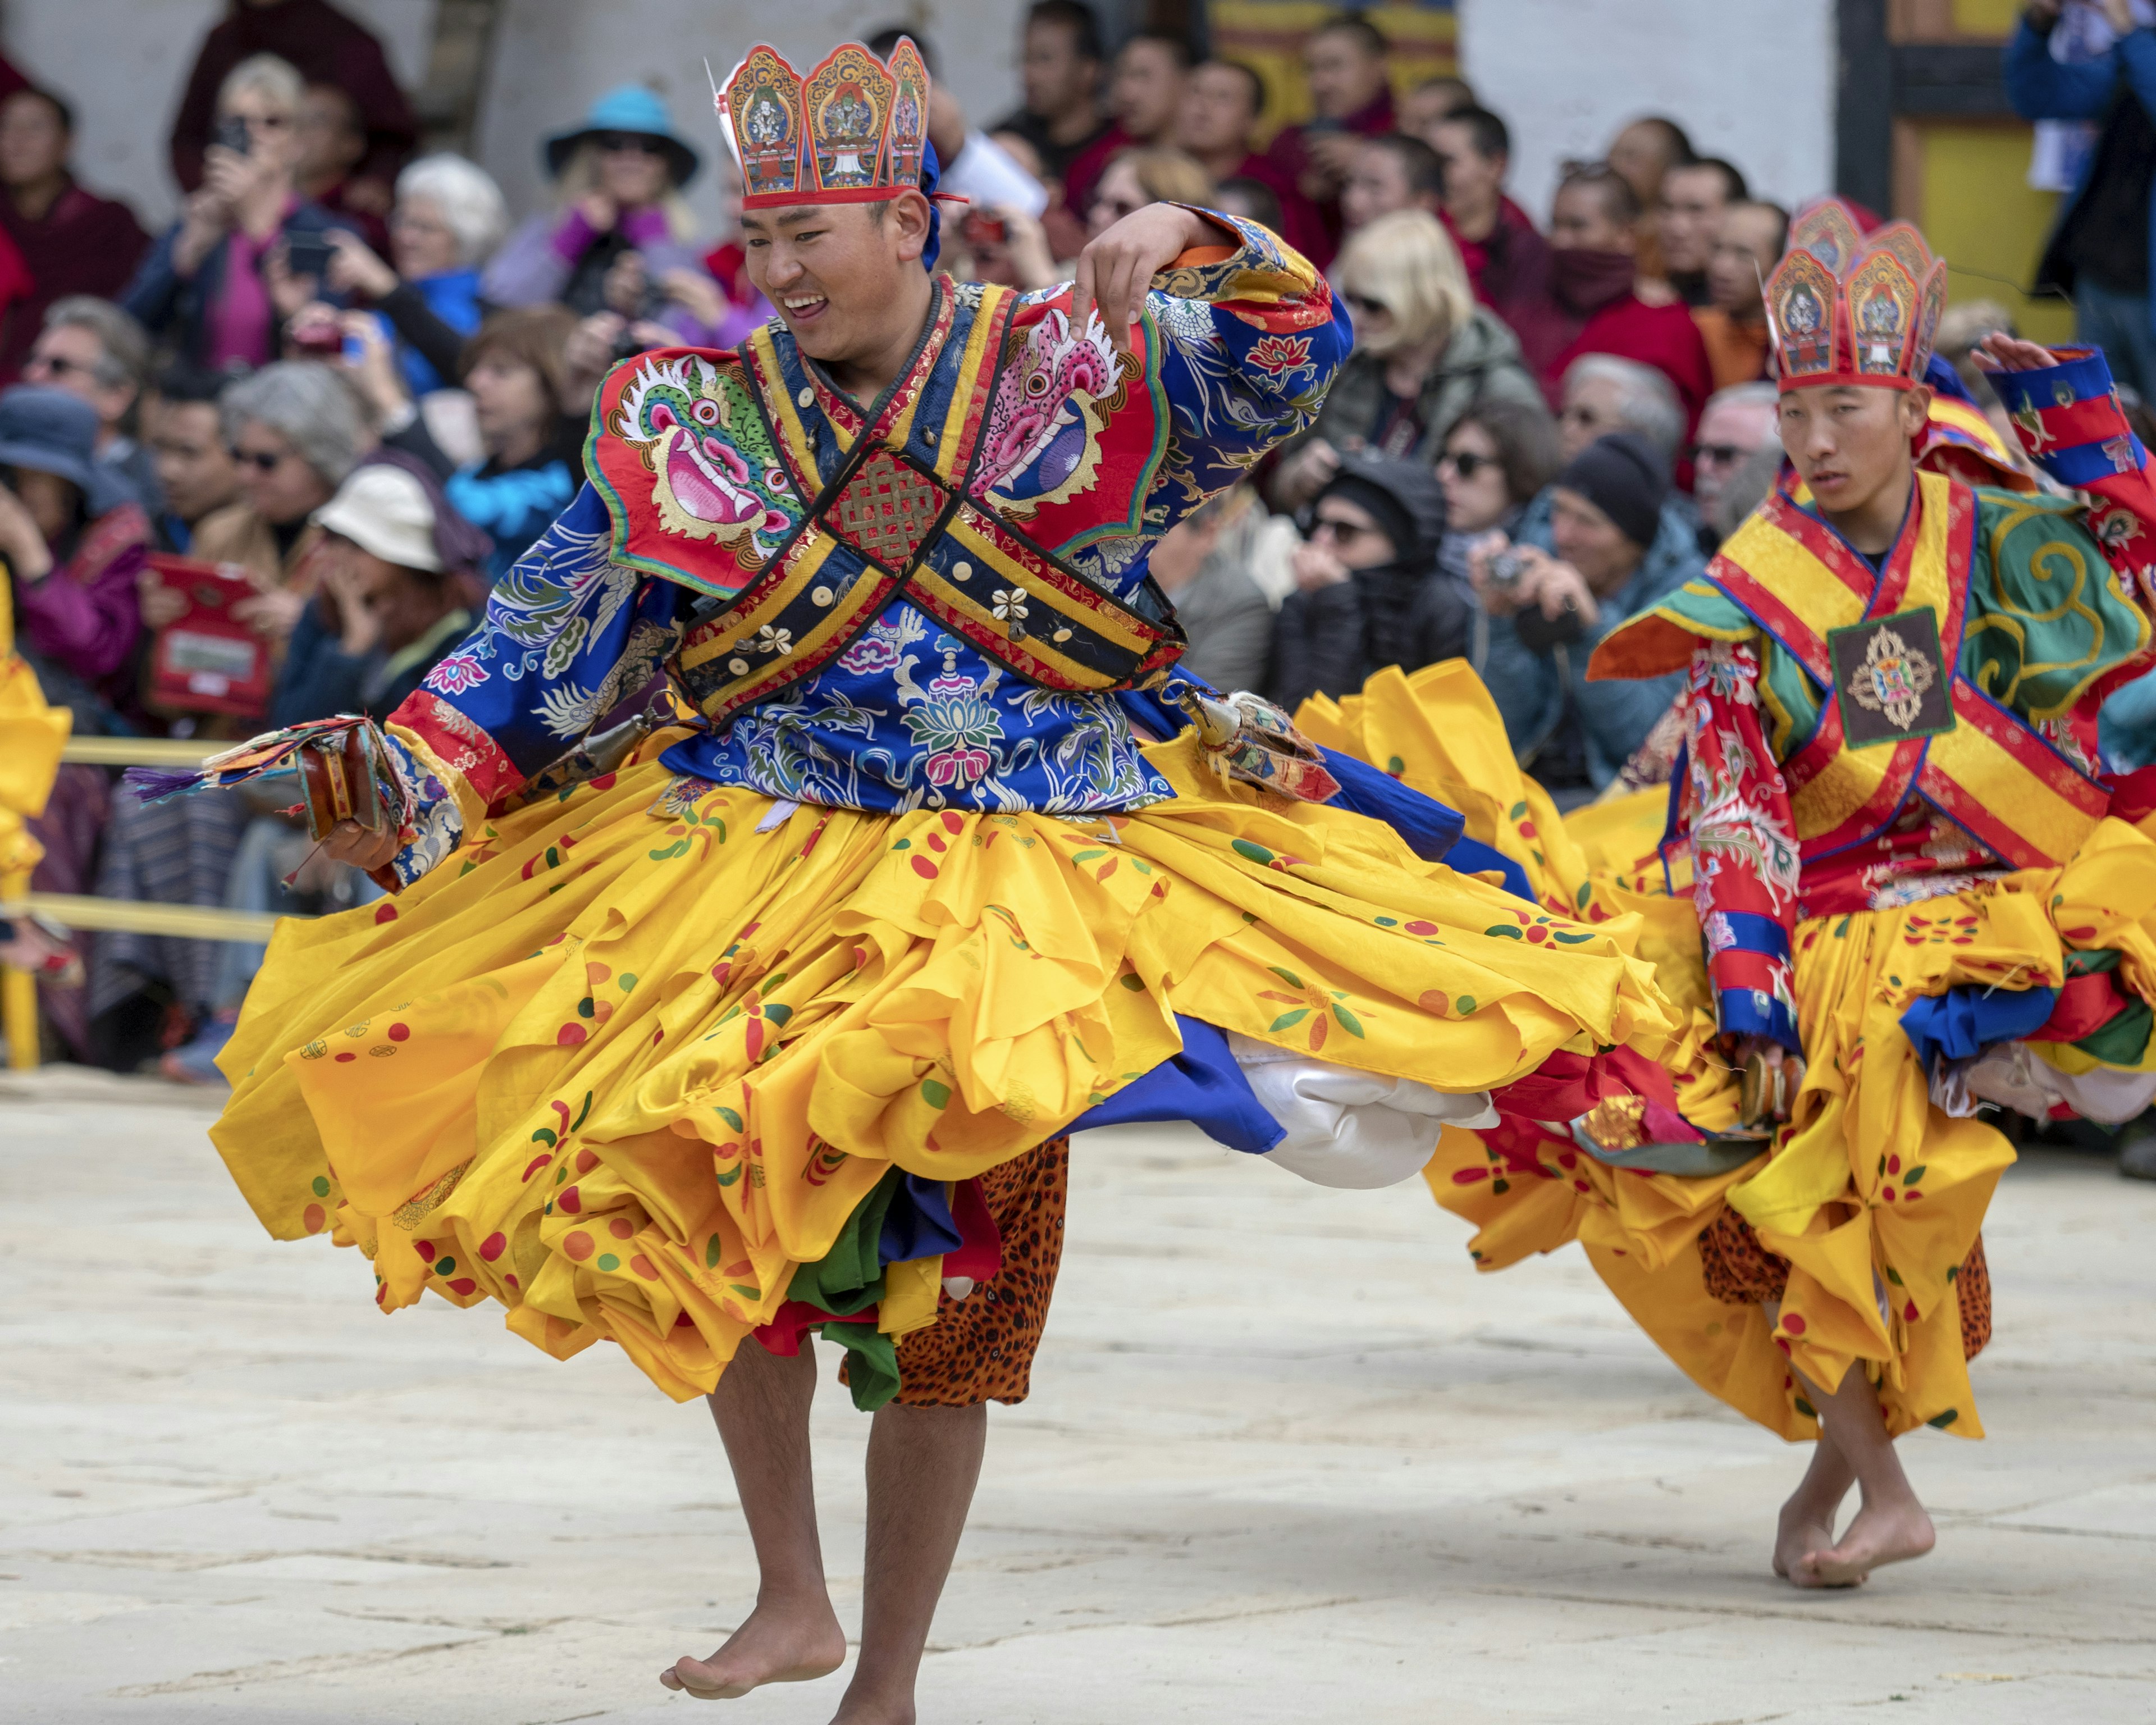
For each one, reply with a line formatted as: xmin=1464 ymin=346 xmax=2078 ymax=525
xmin=5 ymin=736 xmax=303 ymax=1072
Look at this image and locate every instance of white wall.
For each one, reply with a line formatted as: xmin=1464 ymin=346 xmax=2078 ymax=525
xmin=1 ymin=0 xmax=438 ymax=230
xmin=1459 ymin=0 xmax=1837 ymax=225
xmin=476 ymin=0 xmax=1022 ymax=244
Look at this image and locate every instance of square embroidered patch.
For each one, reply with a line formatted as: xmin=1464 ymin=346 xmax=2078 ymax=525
xmin=1828 ymin=605 xmax=1956 ymax=748
xmin=826 ymin=447 xmax=947 ymax=569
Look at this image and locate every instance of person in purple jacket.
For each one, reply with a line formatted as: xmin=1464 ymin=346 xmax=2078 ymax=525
xmin=481 ymin=84 xmax=747 ymax=349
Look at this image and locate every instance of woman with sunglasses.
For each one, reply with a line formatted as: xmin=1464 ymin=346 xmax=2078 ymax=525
xmin=1268 ymin=208 xmax=1542 ymax=512
xmin=482 ymin=85 xmax=732 ymax=346
xmin=1435 ymin=398 xmax=1563 ymax=583
xmin=190 ymin=360 xmax=366 ymax=644
xmin=121 ymin=54 xmax=360 ymax=371
xmin=1085 ymin=145 xmax=1213 ymax=240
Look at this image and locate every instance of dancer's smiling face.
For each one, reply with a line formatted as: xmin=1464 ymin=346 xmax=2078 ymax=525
xmin=741 ymin=190 xmax=933 ymax=366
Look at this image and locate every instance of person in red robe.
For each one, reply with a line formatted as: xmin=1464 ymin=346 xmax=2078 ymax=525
xmin=169 ymin=0 xmax=416 ymax=202
xmin=1062 ymin=31 xmax=1190 ymax=229
xmin=1430 ymin=105 xmax=1550 ymax=312
xmin=1174 ymin=58 xmax=1328 ymax=262
xmin=1263 ymin=13 xmax=1398 ymax=265
xmin=0 ymin=88 xmax=143 ymax=382
xmin=1508 ymin=163 xmax=1714 ymax=440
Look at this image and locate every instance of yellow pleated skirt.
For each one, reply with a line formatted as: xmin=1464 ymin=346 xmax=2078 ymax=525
xmin=213 ymin=725 xmax=1675 ymax=1400
xmin=1 ymin=591 xmax=71 ymax=875
xmin=1311 ymin=661 xmax=2156 ymax=1440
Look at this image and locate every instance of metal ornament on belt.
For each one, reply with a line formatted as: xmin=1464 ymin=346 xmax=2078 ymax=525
xmin=1168 ymin=681 xmax=1341 ymax=803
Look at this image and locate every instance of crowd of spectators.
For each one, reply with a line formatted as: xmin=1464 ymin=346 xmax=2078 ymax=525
xmin=0 ymin=0 xmax=2118 ymax=1089
xmin=0 ymin=0 xmax=770 ymax=1078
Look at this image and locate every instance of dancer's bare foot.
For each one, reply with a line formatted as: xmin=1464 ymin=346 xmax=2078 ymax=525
xmin=1771 ymin=1423 xmax=1856 ymax=1582
xmin=1792 ymin=1496 xmax=1935 ymax=1589
xmin=660 ymin=1594 xmax=848 ymax=1700
xmin=1772 ymin=1496 xmax=1840 ymax=1581
xmin=828 ymin=1691 xmax=916 ymax=1725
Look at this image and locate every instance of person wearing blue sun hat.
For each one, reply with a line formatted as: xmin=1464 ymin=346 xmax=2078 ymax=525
xmin=481 ymin=83 xmax=733 ymax=345
xmin=0 ymin=384 xmax=151 ymax=723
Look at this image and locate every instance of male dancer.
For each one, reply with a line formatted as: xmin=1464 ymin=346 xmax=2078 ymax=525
xmin=162 ymin=38 xmax=1676 ymax=1721
xmin=1431 ymin=200 xmax=2156 ymax=1587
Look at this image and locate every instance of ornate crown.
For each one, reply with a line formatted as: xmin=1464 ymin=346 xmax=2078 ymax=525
xmin=720 ymin=38 xmax=930 ymax=209
xmin=1763 ymin=198 xmax=1947 ymax=394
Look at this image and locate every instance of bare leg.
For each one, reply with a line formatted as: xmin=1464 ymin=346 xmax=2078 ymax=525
xmin=1773 ymin=1428 xmax=1856 ymax=1579
xmin=663 ymin=1343 xmax=849 ymax=1699
xmin=1765 ymin=1299 xmax=1854 ymax=1578
xmin=829 ymin=1400 xmax=988 ymax=1725
xmin=1787 ymin=1358 xmax=1935 ymax=1589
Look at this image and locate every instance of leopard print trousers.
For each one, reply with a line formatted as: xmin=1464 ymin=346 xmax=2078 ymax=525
xmin=1700 ymin=1210 xmax=1992 ymax=1361
xmin=839 ymin=1135 xmax=1071 ymax=1409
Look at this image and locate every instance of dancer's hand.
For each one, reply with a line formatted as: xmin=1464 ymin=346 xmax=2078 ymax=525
xmin=322 ymin=819 xmax=399 ymax=870
xmin=1970 ymin=330 xmax=2057 ymax=373
xmin=1071 ymin=203 xmax=1221 ymax=355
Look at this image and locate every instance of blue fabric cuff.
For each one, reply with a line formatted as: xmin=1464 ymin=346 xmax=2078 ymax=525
xmin=1111 ymin=686 xmax=1468 ymax=865
xmin=1444 ymin=833 xmax=1535 ymax=903
xmin=1717 ymin=985 xmax=1801 ymax=1056
xmin=1068 ymin=1014 xmax=1284 ymax=1154
xmin=1989 ymin=346 xmax=2116 ymax=415
xmin=1715 ymin=907 xmax=1792 ymax=962
xmin=1899 ymin=984 xmax=2058 ymax=1072
xmin=2027 ymin=432 xmax=2149 ymax=491
xmin=1317 ymin=745 xmax=1466 ymax=863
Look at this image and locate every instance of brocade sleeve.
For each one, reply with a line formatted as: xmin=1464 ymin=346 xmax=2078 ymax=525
xmin=1680 ymin=640 xmax=1802 ymax=1053
xmin=380 ymin=485 xmax=686 ymax=885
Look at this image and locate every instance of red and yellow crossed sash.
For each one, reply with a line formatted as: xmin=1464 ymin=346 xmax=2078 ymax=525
xmin=1711 ymin=471 xmax=2107 ymax=870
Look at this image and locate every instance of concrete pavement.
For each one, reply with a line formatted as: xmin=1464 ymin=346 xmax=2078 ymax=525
xmin=4 ymin=1064 xmax=2154 ymax=1723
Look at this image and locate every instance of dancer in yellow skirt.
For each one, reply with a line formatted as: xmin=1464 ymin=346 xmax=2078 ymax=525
xmin=142 ymin=39 xmax=1677 ymax=1717
xmin=1 ymin=579 xmax=73 ymax=986
xmin=1405 ymin=200 xmax=2156 ymax=1590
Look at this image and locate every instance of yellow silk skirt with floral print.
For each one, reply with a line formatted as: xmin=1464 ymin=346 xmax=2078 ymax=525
xmin=1 ymin=589 xmax=70 ymax=876
xmin=1308 ymin=663 xmax=2156 ymax=1440
xmin=212 ymin=727 xmax=1675 ymax=1401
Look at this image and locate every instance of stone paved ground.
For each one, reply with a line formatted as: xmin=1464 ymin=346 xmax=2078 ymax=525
xmin=4 ymin=1065 xmax=2154 ymax=1724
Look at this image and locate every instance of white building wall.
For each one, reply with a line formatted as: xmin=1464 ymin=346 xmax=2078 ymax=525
xmin=1458 ymin=0 xmax=1837 ymax=225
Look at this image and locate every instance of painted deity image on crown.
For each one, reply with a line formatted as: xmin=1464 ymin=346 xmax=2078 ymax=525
xmin=804 ymin=45 xmax=891 ymax=190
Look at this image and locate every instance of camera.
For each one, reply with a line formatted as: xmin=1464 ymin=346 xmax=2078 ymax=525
xmin=1487 ymin=545 xmax=1534 ymax=588
xmin=285 ymin=230 xmax=334 ymax=281
xmin=611 ymin=284 xmax=671 ymax=362
xmin=288 ymin=320 xmax=344 ymax=358
xmin=213 ymin=116 xmax=252 ymax=157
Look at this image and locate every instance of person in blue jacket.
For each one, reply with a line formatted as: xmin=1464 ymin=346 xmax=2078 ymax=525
xmin=2006 ymin=0 xmax=2156 ymax=398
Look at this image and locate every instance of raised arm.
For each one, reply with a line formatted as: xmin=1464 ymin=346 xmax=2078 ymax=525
xmin=1070 ymin=202 xmax=1352 ymax=512
xmin=2003 ymin=14 xmax=2122 ymax=121
xmin=1983 ymin=336 xmax=2156 ymax=550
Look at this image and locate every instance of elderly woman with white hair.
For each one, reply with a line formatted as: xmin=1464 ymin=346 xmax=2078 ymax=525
xmin=190 ymin=360 xmax=366 ymax=627
xmin=323 ymin=153 xmax=511 ymax=398
xmin=1269 ymin=208 xmax=1542 ymax=510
